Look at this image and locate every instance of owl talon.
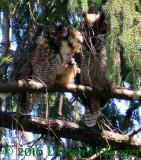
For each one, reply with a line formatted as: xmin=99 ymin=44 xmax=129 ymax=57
xmin=67 ymin=58 xmax=76 ymax=67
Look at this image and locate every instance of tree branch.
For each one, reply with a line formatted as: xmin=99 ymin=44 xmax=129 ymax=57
xmin=0 ymin=111 xmax=141 ymax=158
xmin=0 ymin=80 xmax=141 ymax=101
xmin=127 ymin=125 xmax=141 ymax=137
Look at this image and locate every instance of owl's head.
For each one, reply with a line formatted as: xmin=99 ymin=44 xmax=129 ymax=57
xmin=60 ymin=26 xmax=83 ymax=61
xmin=68 ymin=27 xmax=83 ymax=48
xmin=83 ymin=12 xmax=107 ymax=35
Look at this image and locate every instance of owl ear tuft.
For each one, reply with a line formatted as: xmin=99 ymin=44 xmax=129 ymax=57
xmin=99 ymin=12 xmax=106 ymax=23
xmin=83 ymin=12 xmax=106 ymax=25
xmin=84 ymin=13 xmax=99 ymax=23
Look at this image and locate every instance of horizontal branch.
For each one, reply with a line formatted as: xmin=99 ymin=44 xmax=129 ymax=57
xmin=0 ymin=80 xmax=141 ymax=101
xmin=0 ymin=111 xmax=141 ymax=158
xmin=0 ymin=80 xmax=92 ymax=94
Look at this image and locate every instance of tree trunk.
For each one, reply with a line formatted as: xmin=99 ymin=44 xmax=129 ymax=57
xmin=1 ymin=11 xmax=10 ymax=57
xmin=0 ymin=11 xmax=10 ymax=159
xmin=0 ymin=11 xmax=10 ymax=76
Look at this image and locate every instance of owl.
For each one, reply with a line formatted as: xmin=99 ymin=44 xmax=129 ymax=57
xmin=76 ymin=13 xmax=112 ymax=127
xmin=10 ymin=25 xmax=83 ymax=113
xmin=56 ymin=58 xmax=80 ymax=85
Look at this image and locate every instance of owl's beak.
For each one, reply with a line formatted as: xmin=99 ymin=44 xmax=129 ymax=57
xmin=78 ymin=36 xmax=83 ymax=44
xmin=79 ymin=40 xmax=83 ymax=44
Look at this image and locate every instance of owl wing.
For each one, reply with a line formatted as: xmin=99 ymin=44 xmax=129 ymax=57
xmin=10 ymin=25 xmax=63 ymax=82
xmin=10 ymin=26 xmax=62 ymax=113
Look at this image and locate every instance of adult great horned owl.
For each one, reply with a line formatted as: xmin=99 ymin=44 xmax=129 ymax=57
xmin=10 ymin=25 xmax=83 ymax=113
xmin=78 ymin=13 xmax=113 ymax=127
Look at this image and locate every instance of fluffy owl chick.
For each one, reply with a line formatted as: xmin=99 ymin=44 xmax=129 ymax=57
xmin=60 ymin=27 xmax=83 ymax=62
xmin=56 ymin=58 xmax=80 ymax=85
xmin=57 ymin=27 xmax=82 ymax=86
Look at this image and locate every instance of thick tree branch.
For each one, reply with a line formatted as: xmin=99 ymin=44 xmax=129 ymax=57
xmin=0 ymin=111 xmax=141 ymax=158
xmin=0 ymin=80 xmax=141 ymax=101
xmin=0 ymin=80 xmax=92 ymax=93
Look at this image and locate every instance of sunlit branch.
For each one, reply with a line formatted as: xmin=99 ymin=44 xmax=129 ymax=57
xmin=0 ymin=80 xmax=141 ymax=101
xmin=127 ymin=125 xmax=141 ymax=137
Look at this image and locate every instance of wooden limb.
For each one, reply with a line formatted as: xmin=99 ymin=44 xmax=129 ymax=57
xmin=0 ymin=80 xmax=92 ymax=94
xmin=0 ymin=80 xmax=141 ymax=102
xmin=127 ymin=125 xmax=141 ymax=137
xmin=0 ymin=111 xmax=141 ymax=159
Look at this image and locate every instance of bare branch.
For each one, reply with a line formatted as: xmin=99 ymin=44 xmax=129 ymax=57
xmin=127 ymin=125 xmax=141 ymax=137
xmin=27 ymin=1 xmax=40 ymax=26
xmin=88 ymin=148 xmax=107 ymax=160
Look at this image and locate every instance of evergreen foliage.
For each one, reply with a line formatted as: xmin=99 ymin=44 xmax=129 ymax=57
xmin=104 ymin=0 xmax=141 ymax=88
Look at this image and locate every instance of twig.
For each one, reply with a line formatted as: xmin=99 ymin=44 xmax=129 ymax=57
xmin=97 ymin=117 xmax=110 ymax=149
xmin=19 ymin=135 xmax=42 ymax=146
xmin=99 ymin=119 xmax=113 ymax=132
xmin=27 ymin=1 xmax=40 ymax=26
xmin=21 ymin=135 xmax=44 ymax=160
xmin=88 ymin=147 xmax=108 ymax=160
xmin=99 ymin=112 xmax=124 ymax=134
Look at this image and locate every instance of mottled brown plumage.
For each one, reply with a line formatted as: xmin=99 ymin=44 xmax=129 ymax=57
xmin=80 ymin=34 xmax=112 ymax=127
xmin=79 ymin=13 xmax=112 ymax=127
xmin=10 ymin=25 xmax=83 ymax=113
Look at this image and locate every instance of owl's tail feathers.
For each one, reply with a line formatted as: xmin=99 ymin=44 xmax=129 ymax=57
xmin=84 ymin=108 xmax=98 ymax=127
xmin=17 ymin=92 xmax=42 ymax=114
xmin=83 ymin=95 xmax=100 ymax=127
